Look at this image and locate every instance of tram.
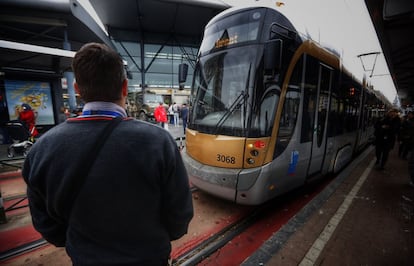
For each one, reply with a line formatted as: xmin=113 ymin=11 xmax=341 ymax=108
xmin=180 ymin=6 xmax=387 ymax=205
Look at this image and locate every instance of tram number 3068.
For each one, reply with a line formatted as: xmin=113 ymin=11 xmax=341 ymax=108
xmin=217 ymin=154 xmax=236 ymax=164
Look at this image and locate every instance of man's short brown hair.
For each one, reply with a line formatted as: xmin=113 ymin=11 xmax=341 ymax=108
xmin=72 ymin=43 xmax=126 ymax=102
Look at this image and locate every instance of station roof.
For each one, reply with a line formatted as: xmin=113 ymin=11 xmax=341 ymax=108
xmin=89 ymin=0 xmax=229 ymax=46
xmin=1 ymin=0 xmax=412 ymax=107
xmin=0 ymin=0 xmax=112 ymax=75
xmin=365 ymin=0 xmax=414 ymax=107
xmin=90 ymin=0 xmax=414 ymax=106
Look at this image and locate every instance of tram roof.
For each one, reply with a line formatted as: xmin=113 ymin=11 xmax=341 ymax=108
xmin=0 ymin=0 xmax=113 ymax=74
xmin=364 ymin=0 xmax=414 ymax=107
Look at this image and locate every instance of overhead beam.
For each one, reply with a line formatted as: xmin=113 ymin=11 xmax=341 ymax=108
xmin=0 ymin=40 xmax=75 ymax=58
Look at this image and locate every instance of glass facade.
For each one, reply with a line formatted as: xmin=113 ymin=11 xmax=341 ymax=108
xmin=112 ymin=40 xmax=197 ymax=91
xmin=109 ymin=32 xmax=199 ymax=118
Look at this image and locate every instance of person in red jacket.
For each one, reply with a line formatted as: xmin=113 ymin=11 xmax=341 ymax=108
xmin=154 ymin=102 xmax=168 ymax=129
xmin=17 ymin=103 xmax=38 ymax=139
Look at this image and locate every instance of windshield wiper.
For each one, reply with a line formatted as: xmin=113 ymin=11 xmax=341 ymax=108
xmin=214 ymin=64 xmax=252 ymax=135
xmin=213 ymin=63 xmax=251 ymax=135
xmin=213 ymin=90 xmax=248 ymax=135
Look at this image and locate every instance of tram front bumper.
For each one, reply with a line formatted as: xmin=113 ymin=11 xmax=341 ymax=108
xmin=182 ymin=150 xmax=262 ymax=203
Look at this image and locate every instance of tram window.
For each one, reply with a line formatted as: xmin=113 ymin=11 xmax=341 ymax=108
xmin=301 ymin=56 xmax=318 ymax=143
xmin=328 ymin=94 xmax=338 ymax=137
xmin=275 ymin=57 xmax=302 ymax=156
xmin=200 ymin=9 xmax=262 ymax=54
xmin=316 ymin=65 xmax=332 ymax=147
xmin=279 ymin=87 xmax=300 ymax=135
xmin=337 ymin=73 xmax=362 ymax=133
xmin=327 ymin=71 xmax=339 ymax=137
xmin=257 ymin=87 xmax=279 ymax=136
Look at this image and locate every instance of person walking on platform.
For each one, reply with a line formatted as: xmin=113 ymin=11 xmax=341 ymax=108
xmin=374 ymin=108 xmax=400 ymax=170
xmin=173 ymin=102 xmax=180 ymax=127
xmin=168 ymin=103 xmax=174 ymax=124
xmin=399 ymin=111 xmax=414 ymax=159
xmin=181 ymin=103 xmax=189 ymax=134
xmin=22 ymin=43 xmax=193 ymax=266
xmin=403 ymin=112 xmax=414 ymax=187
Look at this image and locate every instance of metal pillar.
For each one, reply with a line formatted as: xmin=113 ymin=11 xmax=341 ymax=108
xmin=63 ymin=30 xmax=76 ymax=111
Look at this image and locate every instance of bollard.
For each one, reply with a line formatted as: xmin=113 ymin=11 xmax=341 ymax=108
xmin=0 ymin=190 xmax=7 ymax=224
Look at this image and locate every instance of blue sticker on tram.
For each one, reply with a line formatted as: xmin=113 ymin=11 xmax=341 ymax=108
xmin=288 ymin=150 xmax=299 ymax=175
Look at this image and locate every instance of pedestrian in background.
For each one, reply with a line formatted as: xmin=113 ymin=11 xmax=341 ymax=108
xmin=22 ymin=42 xmax=193 ymax=265
xmin=173 ymin=102 xmax=180 ymax=127
xmin=155 ymin=102 xmax=168 ymax=130
xmin=58 ymin=106 xmax=67 ymax=123
xmin=374 ymin=108 xmax=400 ymax=170
xmin=16 ymin=103 xmax=38 ymax=140
xmin=168 ymin=103 xmax=174 ymax=124
xmin=399 ymin=111 xmax=414 ymax=159
xmin=403 ymin=111 xmax=414 ymax=187
xmin=181 ymin=103 xmax=189 ymax=135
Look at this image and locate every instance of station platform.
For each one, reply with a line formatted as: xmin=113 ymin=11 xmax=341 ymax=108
xmin=1 ymin=125 xmax=413 ymax=265
xmin=244 ymin=146 xmax=414 ymax=265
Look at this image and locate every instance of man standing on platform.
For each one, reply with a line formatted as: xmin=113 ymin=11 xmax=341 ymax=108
xmin=404 ymin=111 xmax=414 ymax=187
xmin=374 ymin=108 xmax=400 ymax=170
xmin=173 ymin=102 xmax=180 ymax=127
xmin=181 ymin=103 xmax=189 ymax=135
xmin=22 ymin=42 xmax=193 ymax=265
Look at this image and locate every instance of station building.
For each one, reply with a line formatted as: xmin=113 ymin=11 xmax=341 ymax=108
xmin=1 ymin=0 xmax=413 ymax=141
xmin=0 ymin=0 xmax=228 ymax=141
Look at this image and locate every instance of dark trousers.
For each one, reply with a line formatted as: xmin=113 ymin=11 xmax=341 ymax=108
xmin=182 ymin=120 xmax=187 ymax=134
xmin=399 ymin=141 xmax=412 ymax=159
xmin=375 ymin=142 xmax=391 ymax=168
xmin=408 ymin=150 xmax=414 ymax=182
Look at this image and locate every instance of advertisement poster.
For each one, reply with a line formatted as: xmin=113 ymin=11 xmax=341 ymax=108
xmin=5 ymin=80 xmax=54 ymax=125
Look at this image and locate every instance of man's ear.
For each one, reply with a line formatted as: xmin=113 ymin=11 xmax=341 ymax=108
xmin=122 ymin=79 xmax=128 ymax=97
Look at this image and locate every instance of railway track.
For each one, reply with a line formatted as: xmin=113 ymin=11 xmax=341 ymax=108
xmin=0 ymin=157 xmax=25 ymax=170
xmin=174 ymin=148 xmax=372 ymax=265
xmin=0 ymin=239 xmax=48 ymax=262
xmin=3 ymin=193 xmax=28 ymax=212
xmin=172 ymin=204 xmax=264 ymax=266
xmin=172 ymin=184 xmax=325 ymax=266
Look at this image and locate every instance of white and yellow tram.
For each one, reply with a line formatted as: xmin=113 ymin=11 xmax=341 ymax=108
xmin=180 ymin=6 xmax=388 ymax=205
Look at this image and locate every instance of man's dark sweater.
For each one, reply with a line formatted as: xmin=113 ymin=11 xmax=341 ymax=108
xmin=22 ymin=115 xmax=193 ymax=265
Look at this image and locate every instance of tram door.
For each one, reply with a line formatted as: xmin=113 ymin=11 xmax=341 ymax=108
xmin=307 ymin=63 xmax=332 ymax=176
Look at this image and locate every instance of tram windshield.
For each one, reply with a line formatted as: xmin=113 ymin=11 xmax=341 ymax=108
xmin=188 ymin=7 xmax=282 ymax=137
xmin=190 ymin=48 xmax=254 ymax=136
xmin=189 ymin=45 xmax=280 ymax=138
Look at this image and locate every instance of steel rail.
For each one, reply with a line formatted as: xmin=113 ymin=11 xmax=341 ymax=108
xmin=0 ymin=158 xmax=25 ymax=169
xmin=172 ymin=204 xmax=268 ymax=266
xmin=0 ymin=239 xmax=48 ymax=262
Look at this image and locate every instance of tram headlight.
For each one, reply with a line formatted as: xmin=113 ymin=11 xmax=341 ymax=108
xmin=246 ymin=158 xmax=255 ymax=164
xmin=245 ymin=138 xmax=269 ymax=168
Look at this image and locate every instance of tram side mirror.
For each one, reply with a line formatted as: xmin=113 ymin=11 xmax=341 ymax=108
xmin=264 ymin=39 xmax=283 ymax=75
xmin=178 ymin=63 xmax=188 ymax=90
